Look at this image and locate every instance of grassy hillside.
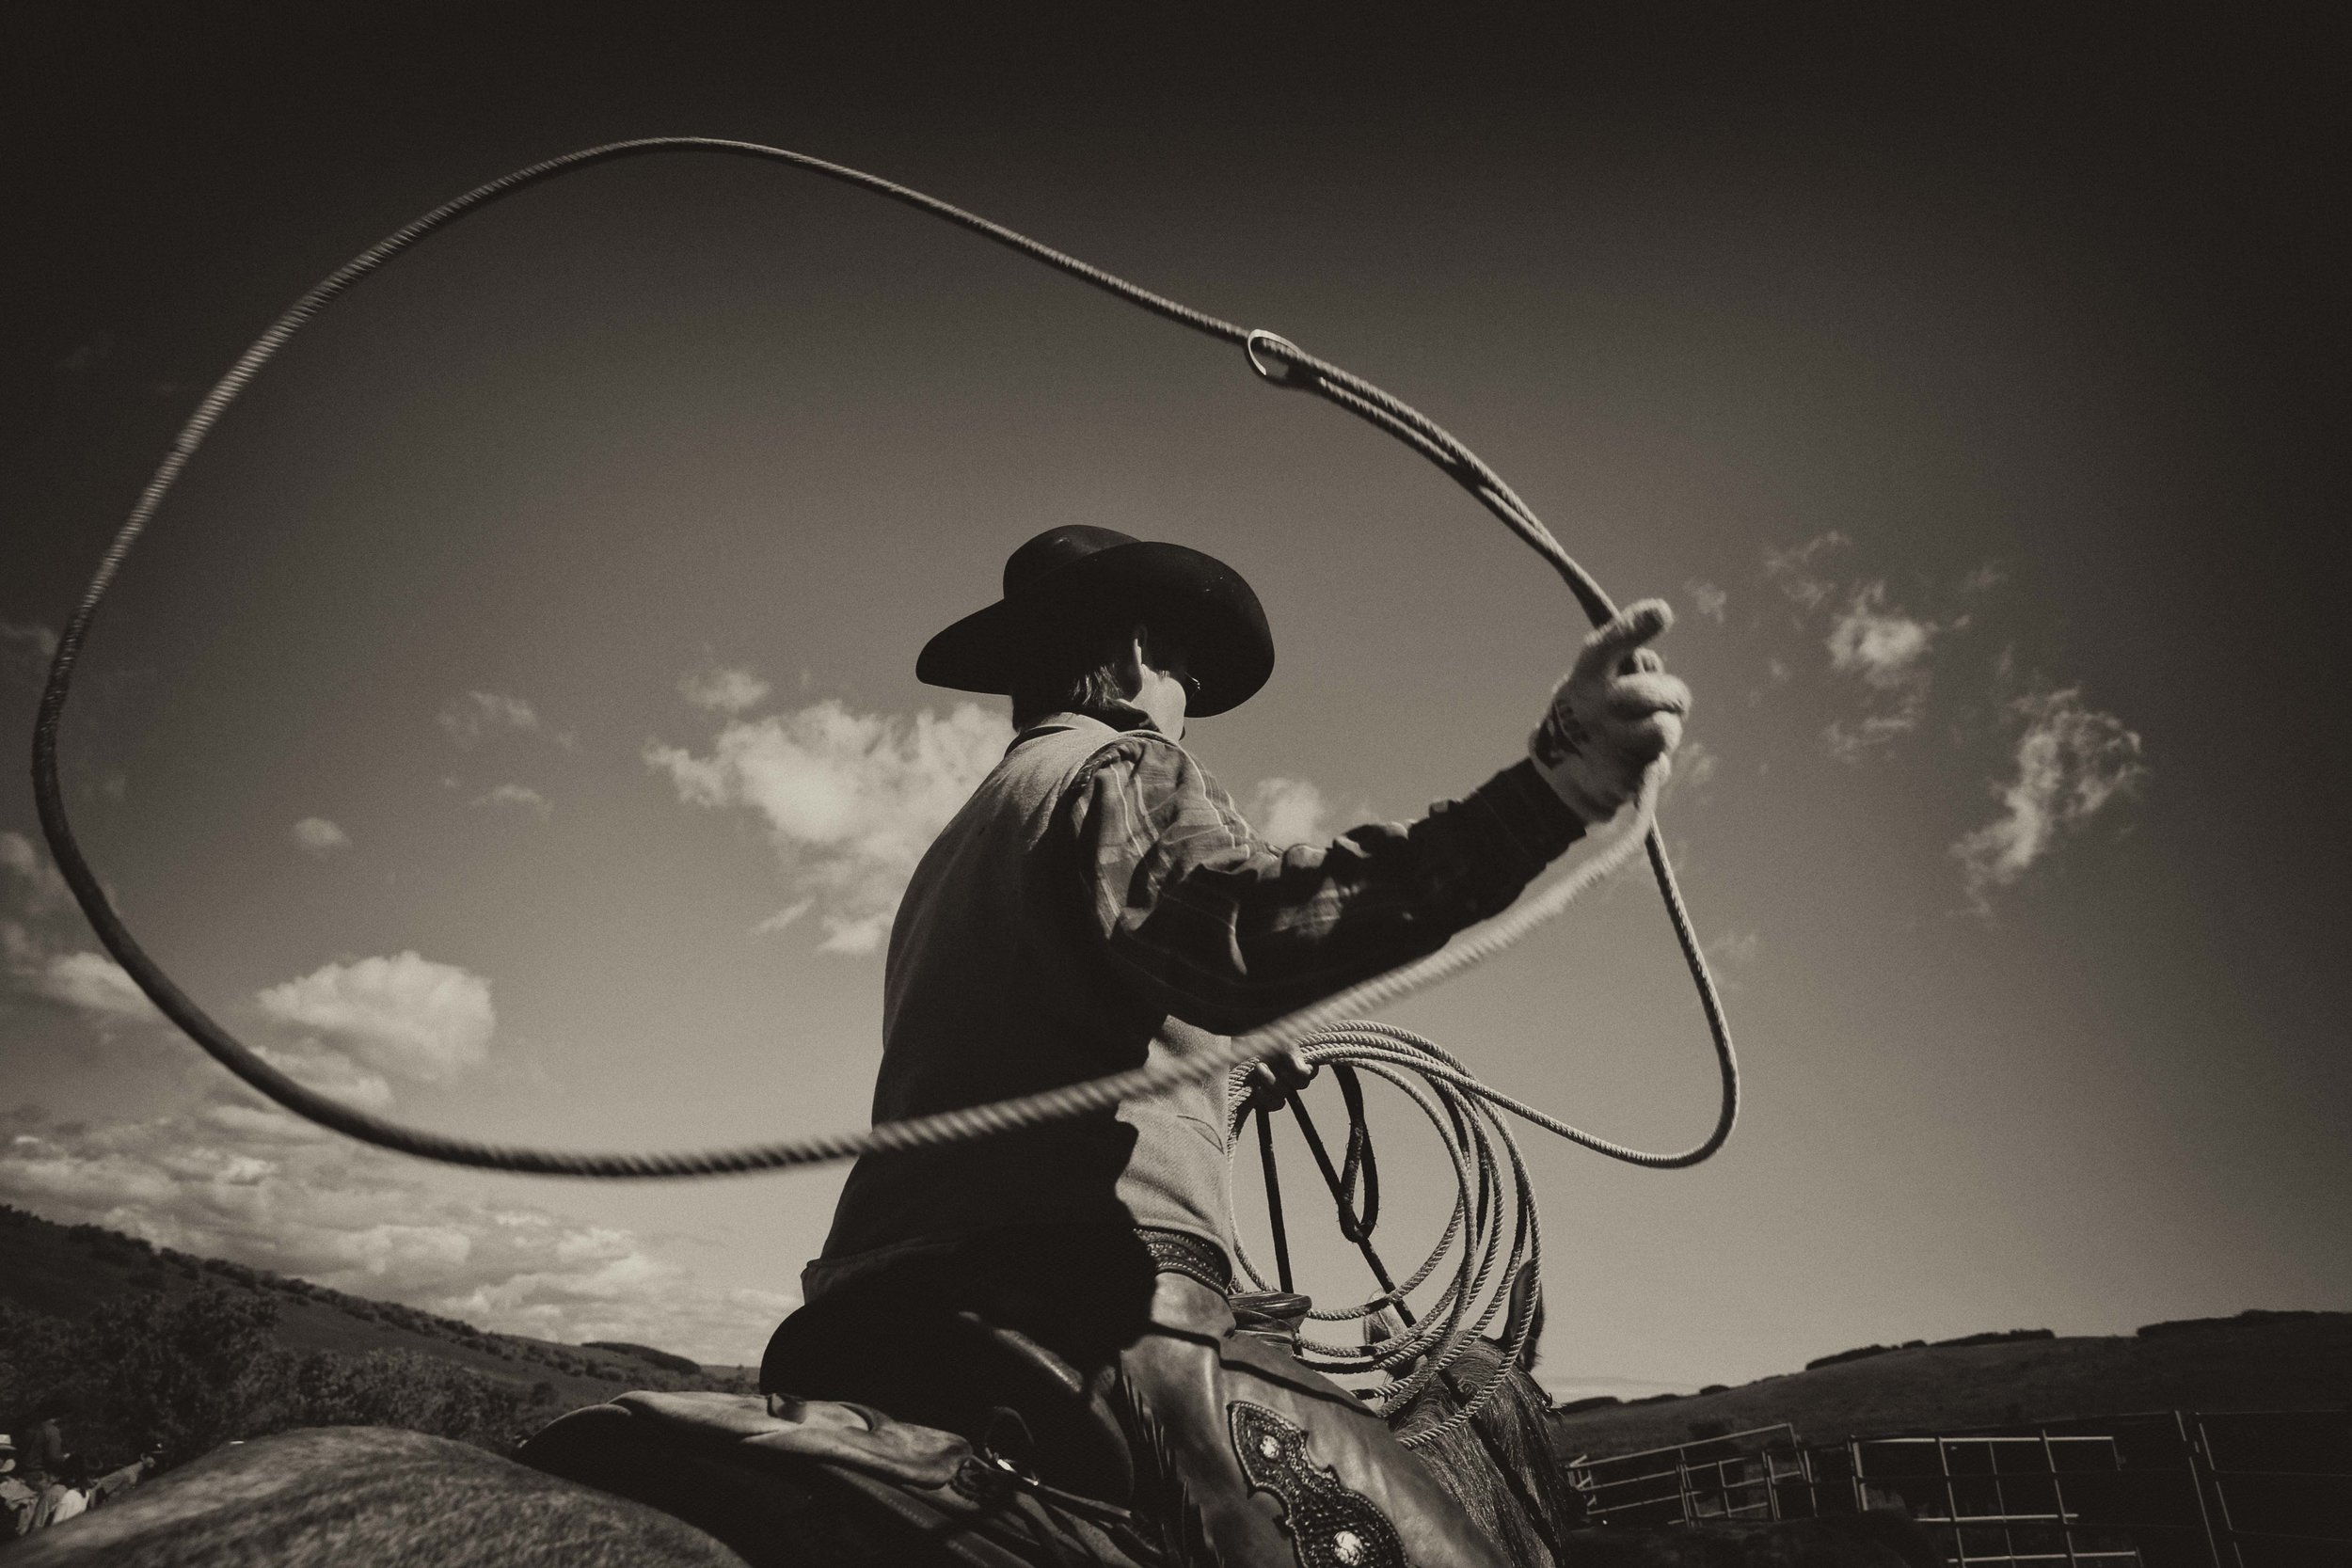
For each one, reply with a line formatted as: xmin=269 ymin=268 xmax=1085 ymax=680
xmin=13 ymin=1201 xmax=2339 ymax=1468
xmin=0 ymin=1204 xmax=754 ymax=1408
xmin=1547 ymin=1312 xmax=2352 ymax=1459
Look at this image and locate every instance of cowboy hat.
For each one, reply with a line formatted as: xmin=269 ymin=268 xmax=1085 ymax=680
xmin=916 ymin=526 xmax=1273 ymax=717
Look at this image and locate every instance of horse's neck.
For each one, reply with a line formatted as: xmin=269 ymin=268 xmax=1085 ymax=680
xmin=1391 ymin=1343 xmax=1582 ymax=1568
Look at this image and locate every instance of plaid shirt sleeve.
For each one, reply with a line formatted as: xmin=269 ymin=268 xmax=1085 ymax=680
xmin=1062 ymin=731 xmax=1586 ymax=1036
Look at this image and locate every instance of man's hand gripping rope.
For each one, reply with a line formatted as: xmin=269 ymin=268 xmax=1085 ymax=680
xmin=1529 ymin=600 xmax=1691 ymax=826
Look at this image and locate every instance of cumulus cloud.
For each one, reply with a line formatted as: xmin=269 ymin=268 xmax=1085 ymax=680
xmin=27 ymin=948 xmax=155 ymax=1020
xmin=647 ymin=699 xmax=1012 ymax=956
xmin=1761 ymin=531 xmax=1850 ymax=612
xmin=255 ymin=951 xmax=494 ymax=1084
xmin=679 ymin=666 xmax=772 ymax=714
xmin=1684 ymin=581 xmax=1729 ymax=624
xmin=1952 ymin=688 xmax=2147 ymax=910
xmin=291 ymin=816 xmax=350 ymax=854
xmin=1823 ymin=582 xmax=1940 ymax=759
xmin=2 ymin=832 xmax=161 ymax=1027
xmin=1 ymin=830 xmax=72 ymax=914
xmin=251 ymin=1040 xmax=394 ymax=1111
xmin=0 ymin=1104 xmax=793 ymax=1365
xmin=438 ymin=690 xmax=566 ymax=749
xmin=471 ymin=783 xmax=551 ymax=817
xmin=1248 ymin=777 xmax=1331 ymax=847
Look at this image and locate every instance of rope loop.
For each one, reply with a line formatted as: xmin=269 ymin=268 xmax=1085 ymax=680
xmin=1244 ymin=328 xmax=1319 ymax=390
xmin=1332 ymin=1066 xmax=1379 ymax=1244
xmin=33 ymin=140 xmax=1742 ymax=1423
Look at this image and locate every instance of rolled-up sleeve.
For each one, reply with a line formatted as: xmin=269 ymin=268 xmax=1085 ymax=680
xmin=1064 ymin=734 xmax=1585 ymax=1035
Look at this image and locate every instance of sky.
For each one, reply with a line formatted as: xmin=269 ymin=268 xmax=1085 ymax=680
xmin=2 ymin=6 xmax=2345 ymax=1396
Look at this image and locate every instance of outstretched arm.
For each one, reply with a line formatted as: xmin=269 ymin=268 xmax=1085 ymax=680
xmin=1066 ymin=600 xmax=1690 ymax=1035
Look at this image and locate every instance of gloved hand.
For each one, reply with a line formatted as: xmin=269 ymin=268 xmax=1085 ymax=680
xmin=1529 ymin=599 xmax=1692 ymax=824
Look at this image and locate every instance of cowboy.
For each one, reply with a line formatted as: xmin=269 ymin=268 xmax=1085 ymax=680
xmin=762 ymin=525 xmax=1689 ymax=1567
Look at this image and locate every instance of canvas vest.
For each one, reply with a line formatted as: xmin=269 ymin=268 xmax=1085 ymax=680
xmin=809 ymin=715 xmax=1233 ymax=1300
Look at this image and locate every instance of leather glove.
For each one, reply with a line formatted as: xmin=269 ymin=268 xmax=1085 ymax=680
xmin=1529 ymin=599 xmax=1692 ymax=824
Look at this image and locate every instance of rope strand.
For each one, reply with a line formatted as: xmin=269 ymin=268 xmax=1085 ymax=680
xmin=30 ymin=138 xmax=1737 ymax=1219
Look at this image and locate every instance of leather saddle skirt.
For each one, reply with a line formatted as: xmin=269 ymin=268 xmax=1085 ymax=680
xmin=516 ymin=1390 xmax=1163 ymax=1568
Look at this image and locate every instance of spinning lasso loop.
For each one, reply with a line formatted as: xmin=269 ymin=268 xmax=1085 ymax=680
xmin=31 ymin=140 xmax=1738 ymax=1420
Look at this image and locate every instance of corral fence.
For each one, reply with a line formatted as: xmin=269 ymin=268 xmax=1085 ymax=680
xmin=1564 ymin=1410 xmax=2350 ymax=1568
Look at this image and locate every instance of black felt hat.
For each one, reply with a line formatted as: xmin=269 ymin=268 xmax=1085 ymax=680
xmin=917 ymin=526 xmax=1274 ymax=717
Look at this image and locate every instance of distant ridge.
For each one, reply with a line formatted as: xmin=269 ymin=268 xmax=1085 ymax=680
xmin=10 ymin=1200 xmax=2341 ymax=1466
xmin=582 ymin=1339 xmax=702 ymax=1376
xmin=1548 ymin=1310 xmax=2352 ymax=1457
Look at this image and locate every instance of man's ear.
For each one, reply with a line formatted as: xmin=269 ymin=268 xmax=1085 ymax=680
xmin=1117 ymin=626 xmax=1151 ymax=698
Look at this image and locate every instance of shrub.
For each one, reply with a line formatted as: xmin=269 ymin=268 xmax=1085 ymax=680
xmin=1933 ymin=1328 xmax=2056 ymax=1349
xmin=0 ymin=1288 xmax=544 ymax=1472
xmin=286 ymin=1348 xmax=528 ymax=1447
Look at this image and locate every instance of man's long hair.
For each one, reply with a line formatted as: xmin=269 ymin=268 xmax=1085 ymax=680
xmin=1009 ymin=618 xmax=1181 ymax=729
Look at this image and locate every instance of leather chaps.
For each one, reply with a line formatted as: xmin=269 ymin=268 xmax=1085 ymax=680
xmin=758 ymin=1227 xmax=1515 ymax=1568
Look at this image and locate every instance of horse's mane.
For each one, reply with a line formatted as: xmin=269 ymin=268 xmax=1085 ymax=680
xmin=1389 ymin=1335 xmax=1583 ymax=1568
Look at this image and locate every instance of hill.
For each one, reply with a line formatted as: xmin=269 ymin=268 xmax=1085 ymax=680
xmin=1547 ymin=1312 xmax=2352 ymax=1458
xmin=13 ymin=1201 xmax=2341 ymax=1469
xmin=0 ymin=1203 xmax=754 ymax=1411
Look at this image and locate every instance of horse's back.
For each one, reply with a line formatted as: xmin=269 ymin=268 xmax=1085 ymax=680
xmin=8 ymin=1425 xmax=746 ymax=1568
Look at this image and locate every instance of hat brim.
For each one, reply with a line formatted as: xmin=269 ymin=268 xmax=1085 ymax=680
xmin=917 ymin=541 xmax=1273 ymax=717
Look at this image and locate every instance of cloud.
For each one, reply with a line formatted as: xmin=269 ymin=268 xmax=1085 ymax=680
xmin=0 ymin=1105 xmax=794 ymax=1366
xmin=1823 ymin=582 xmax=1939 ymax=759
xmin=255 ymin=951 xmax=494 ymax=1084
xmin=26 ymin=948 xmax=156 ymax=1021
xmin=438 ymin=690 xmax=567 ymax=749
xmin=647 ymin=699 xmax=1012 ymax=956
xmin=1248 ymin=777 xmax=1330 ymax=847
xmin=1 ymin=618 xmax=59 ymax=688
xmin=1959 ymin=562 xmax=2008 ymax=595
xmin=291 ymin=816 xmax=351 ymax=854
xmin=2 ymin=832 xmax=163 ymax=1028
xmin=1761 ymin=531 xmax=1850 ymax=612
xmin=1951 ymin=688 xmax=2147 ymax=910
xmin=1824 ymin=711 xmax=1927 ymax=759
xmin=752 ymin=899 xmax=815 ymax=936
xmin=1704 ymin=928 xmax=1759 ymax=967
xmin=1827 ymin=583 xmax=1936 ymax=689
xmin=679 ymin=666 xmax=772 ymax=714
xmin=471 ymin=784 xmax=552 ymax=817
xmin=2 ymin=830 xmax=72 ymax=915
xmin=1669 ymin=738 xmax=1720 ymax=792
xmin=250 ymin=1041 xmax=394 ymax=1111
xmin=1684 ymin=581 xmax=1729 ymax=624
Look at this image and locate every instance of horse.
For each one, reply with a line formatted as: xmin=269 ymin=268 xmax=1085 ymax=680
xmin=7 ymin=1377 xmax=1940 ymax=1568
xmin=2 ymin=1426 xmax=739 ymax=1568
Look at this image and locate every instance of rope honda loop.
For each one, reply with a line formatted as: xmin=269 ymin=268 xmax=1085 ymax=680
xmin=32 ymin=139 xmax=1741 ymax=1420
xmin=1244 ymin=330 xmax=1318 ymax=390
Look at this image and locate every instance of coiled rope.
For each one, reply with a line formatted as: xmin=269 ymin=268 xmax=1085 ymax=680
xmin=1226 ymin=1020 xmax=1641 ymax=1449
xmin=30 ymin=142 xmax=1737 ymax=1235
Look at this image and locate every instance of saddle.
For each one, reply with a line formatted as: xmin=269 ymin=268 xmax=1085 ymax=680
xmin=517 ymin=1388 xmax=1163 ymax=1568
xmin=518 ymin=1232 xmax=1311 ymax=1568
